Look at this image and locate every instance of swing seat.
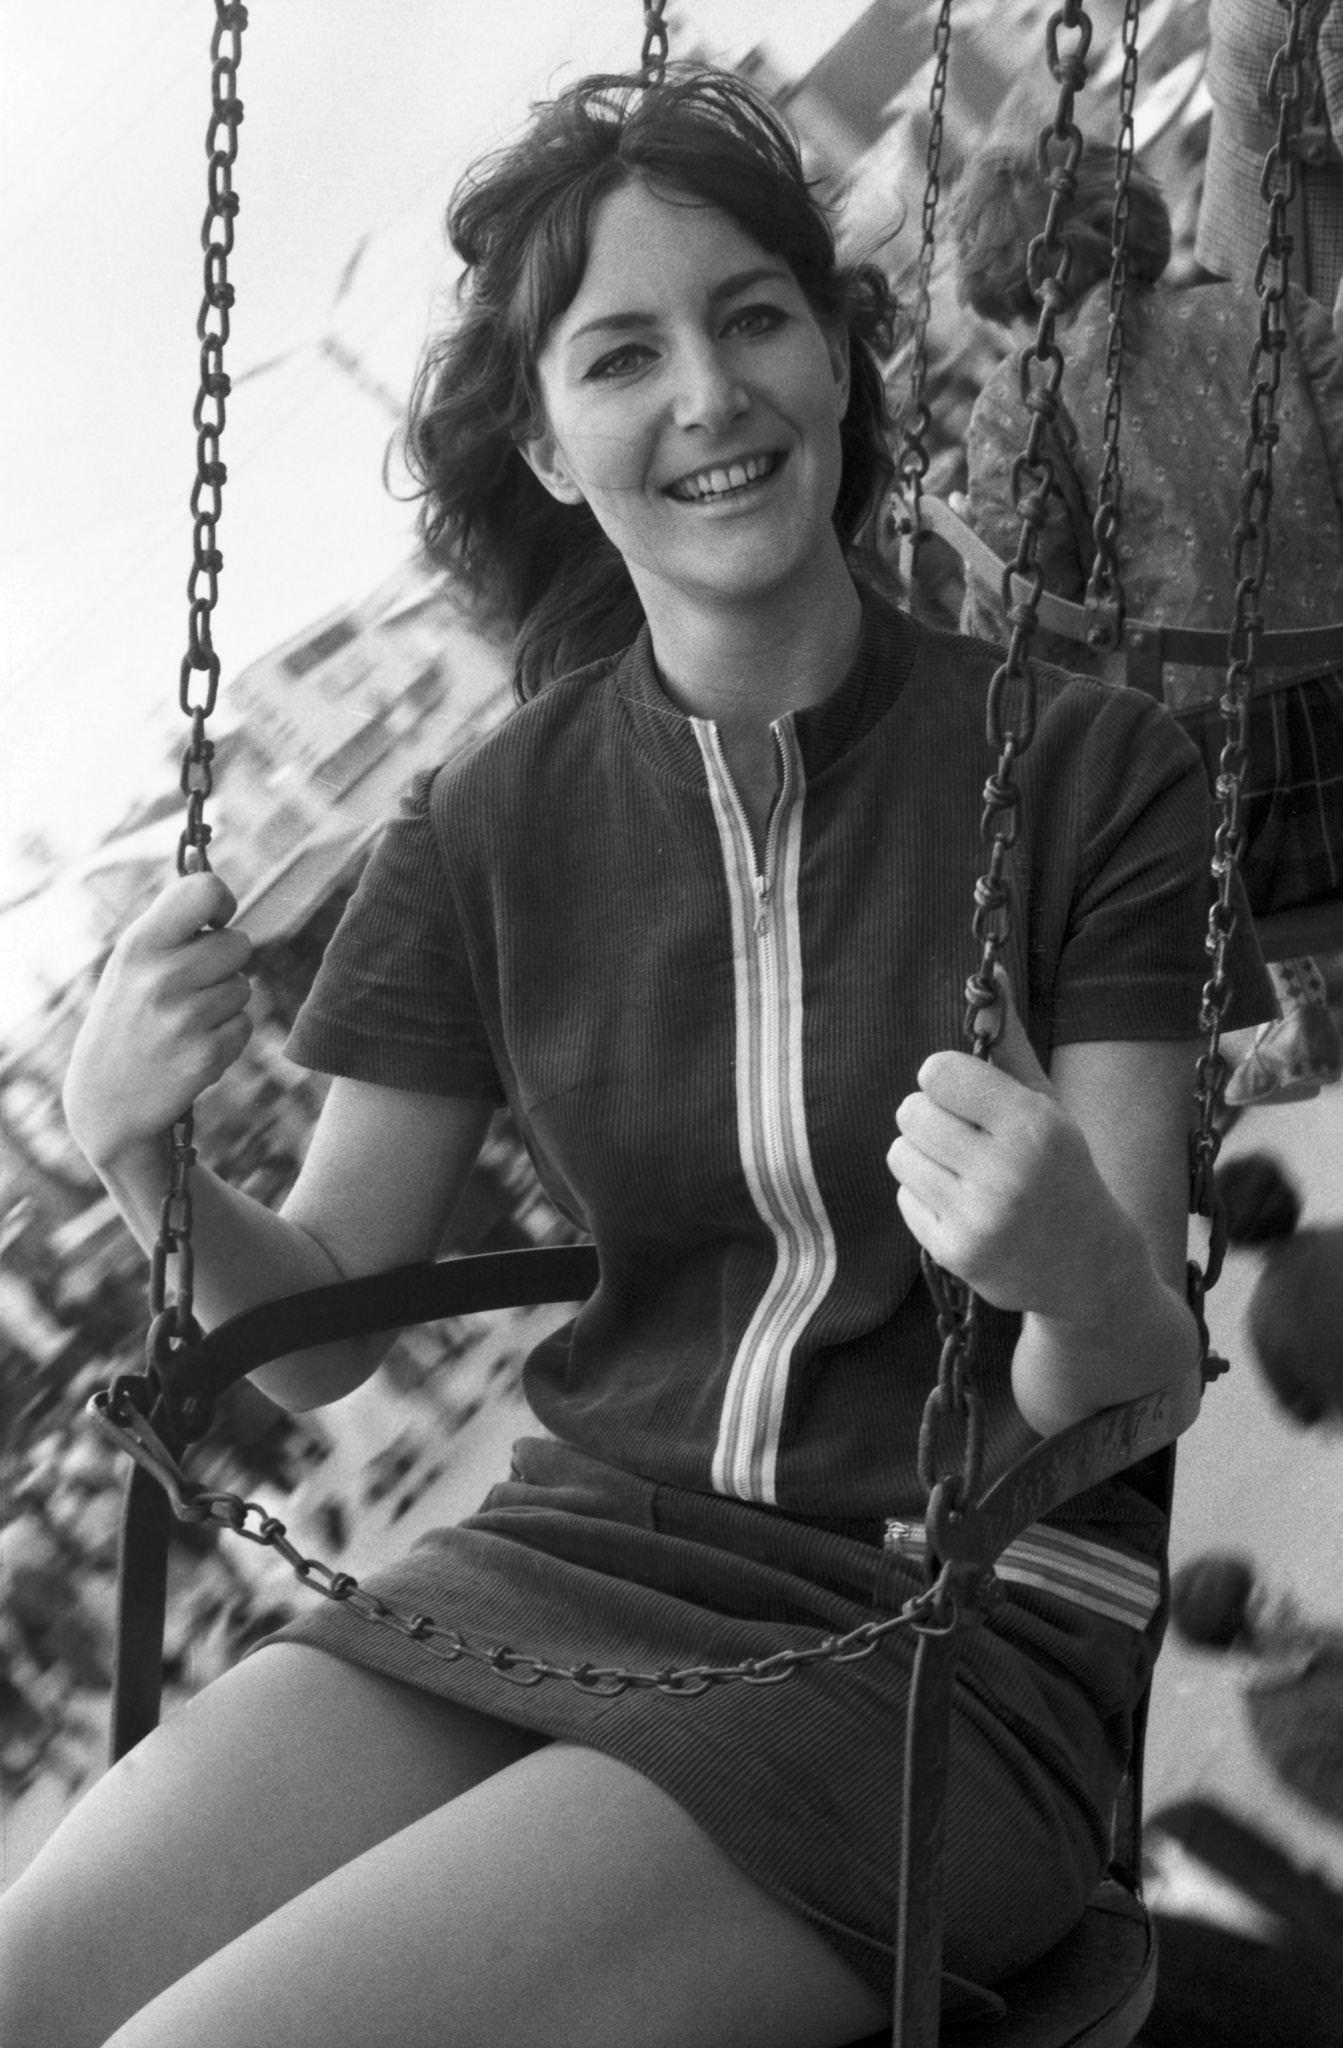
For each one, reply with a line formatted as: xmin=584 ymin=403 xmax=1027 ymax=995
xmin=945 ymin=1880 xmax=1154 ymax=2047
xmin=100 ymin=1244 xmax=1179 ymax=2048
xmin=847 ymin=1877 xmax=1154 ymax=2047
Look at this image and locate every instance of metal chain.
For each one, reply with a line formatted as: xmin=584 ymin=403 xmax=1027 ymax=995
xmin=893 ymin=0 xmax=955 ymax=536
xmin=1188 ymin=0 xmax=1307 ymax=1351
xmin=915 ymin=1 xmax=1095 ymax=1530
xmin=145 ymin=1 xmax=247 ymax=1394
xmin=640 ymin=1 xmax=670 ymax=86
xmin=1081 ymin=0 xmax=1140 ymax=651
xmin=92 ymin=1388 xmax=931 ymax=1694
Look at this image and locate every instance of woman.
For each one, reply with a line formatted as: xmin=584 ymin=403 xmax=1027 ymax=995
xmin=953 ymin=137 xmax=1343 ymax=1104
xmin=0 ymin=69 xmax=1267 ymax=2048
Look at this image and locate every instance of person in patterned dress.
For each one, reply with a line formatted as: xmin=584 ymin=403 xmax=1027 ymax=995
xmin=954 ymin=136 xmax=1343 ymax=1104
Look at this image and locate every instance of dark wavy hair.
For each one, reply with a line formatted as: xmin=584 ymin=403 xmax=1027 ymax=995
xmin=952 ymin=138 xmax=1172 ymax=328
xmin=404 ymin=66 xmax=898 ymax=697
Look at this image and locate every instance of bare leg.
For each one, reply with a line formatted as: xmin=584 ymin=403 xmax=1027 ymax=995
xmin=101 ymin=1742 xmax=885 ymax=2048
xmin=0 ymin=1644 xmax=885 ymax=2048
xmin=0 ymin=1645 xmax=547 ymax=2048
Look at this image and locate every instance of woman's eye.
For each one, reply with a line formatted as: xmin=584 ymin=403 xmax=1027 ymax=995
xmin=725 ymin=303 xmax=787 ymax=338
xmin=585 ymin=344 xmax=654 ymax=381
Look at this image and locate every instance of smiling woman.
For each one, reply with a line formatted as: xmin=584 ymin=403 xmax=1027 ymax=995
xmin=520 ymin=187 xmax=854 ymax=714
xmin=408 ymin=68 xmax=896 ymax=700
xmin=2 ymin=60 xmax=1273 ymax=2048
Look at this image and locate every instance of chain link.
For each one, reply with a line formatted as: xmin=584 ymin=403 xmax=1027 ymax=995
xmin=915 ymin=1 xmax=1097 ymax=1523
xmin=640 ymin=1 xmax=670 ymax=86
xmin=1081 ymin=0 xmax=1140 ymax=650
xmin=1188 ymin=0 xmax=1306 ymax=1337
xmin=146 ymin=1 xmax=247 ymax=1385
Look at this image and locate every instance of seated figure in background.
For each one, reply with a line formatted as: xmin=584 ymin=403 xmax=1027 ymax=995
xmin=951 ymin=138 xmax=1343 ymax=1106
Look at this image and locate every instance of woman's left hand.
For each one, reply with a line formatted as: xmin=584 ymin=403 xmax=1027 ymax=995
xmin=887 ymin=977 xmax=1127 ymax=1327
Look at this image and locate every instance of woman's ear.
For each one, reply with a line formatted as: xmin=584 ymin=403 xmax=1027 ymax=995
xmin=519 ymin=431 xmax=586 ymax=507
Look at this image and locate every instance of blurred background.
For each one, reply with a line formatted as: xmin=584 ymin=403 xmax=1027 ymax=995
xmin=6 ymin=5 xmax=1342 ymax=1999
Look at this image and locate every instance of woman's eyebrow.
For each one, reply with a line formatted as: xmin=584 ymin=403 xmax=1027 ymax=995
xmin=564 ymin=264 xmax=793 ymax=345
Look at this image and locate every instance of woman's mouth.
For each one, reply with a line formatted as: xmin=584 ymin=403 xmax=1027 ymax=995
xmin=666 ymin=452 xmax=783 ymax=503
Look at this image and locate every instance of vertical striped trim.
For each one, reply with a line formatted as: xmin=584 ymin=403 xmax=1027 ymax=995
xmin=693 ymin=719 xmax=837 ymax=1504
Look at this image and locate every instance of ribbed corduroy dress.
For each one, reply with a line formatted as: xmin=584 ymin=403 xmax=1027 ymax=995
xmin=269 ymin=587 xmax=1272 ymax=2002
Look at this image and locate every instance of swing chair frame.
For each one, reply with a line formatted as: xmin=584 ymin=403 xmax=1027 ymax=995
xmin=84 ymin=3 xmax=1275 ymax=2044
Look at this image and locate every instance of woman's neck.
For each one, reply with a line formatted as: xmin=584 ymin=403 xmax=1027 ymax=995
xmin=639 ymin=554 xmax=864 ymax=736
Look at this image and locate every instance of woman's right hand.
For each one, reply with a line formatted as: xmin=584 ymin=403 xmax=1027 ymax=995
xmin=63 ymin=871 xmax=254 ymax=1171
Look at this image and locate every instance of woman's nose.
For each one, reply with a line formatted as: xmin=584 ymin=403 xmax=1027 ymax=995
xmin=670 ymin=341 xmax=749 ymax=432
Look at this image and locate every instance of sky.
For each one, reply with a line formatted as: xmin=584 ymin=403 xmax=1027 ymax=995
xmin=0 ymin=1 xmax=871 ymax=901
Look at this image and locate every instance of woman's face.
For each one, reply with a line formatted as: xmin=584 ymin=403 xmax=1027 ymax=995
xmin=522 ymin=179 xmax=850 ymax=626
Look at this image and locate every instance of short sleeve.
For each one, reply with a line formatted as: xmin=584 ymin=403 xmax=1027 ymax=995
xmin=1038 ymin=686 xmax=1275 ymax=1044
xmin=284 ymin=769 xmax=505 ymax=1102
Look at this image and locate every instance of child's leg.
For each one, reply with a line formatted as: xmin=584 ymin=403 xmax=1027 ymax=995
xmin=0 ymin=1644 xmax=547 ymax=2048
xmin=100 ymin=1741 xmax=885 ymax=2048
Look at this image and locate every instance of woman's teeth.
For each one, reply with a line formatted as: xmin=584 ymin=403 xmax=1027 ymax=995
xmin=670 ymin=454 xmax=777 ymax=502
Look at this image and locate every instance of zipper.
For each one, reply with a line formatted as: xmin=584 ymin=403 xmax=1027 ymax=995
xmin=752 ymin=725 xmax=791 ymax=937
xmin=692 ymin=713 xmax=837 ymax=1502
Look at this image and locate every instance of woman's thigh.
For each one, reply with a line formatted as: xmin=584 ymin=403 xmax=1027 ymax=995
xmin=0 ymin=1643 xmax=548 ymax=2048
xmin=100 ymin=1740 xmax=887 ymax=2048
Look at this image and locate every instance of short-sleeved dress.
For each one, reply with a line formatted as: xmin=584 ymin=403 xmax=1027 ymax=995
xmin=271 ymin=586 xmax=1272 ymax=2003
